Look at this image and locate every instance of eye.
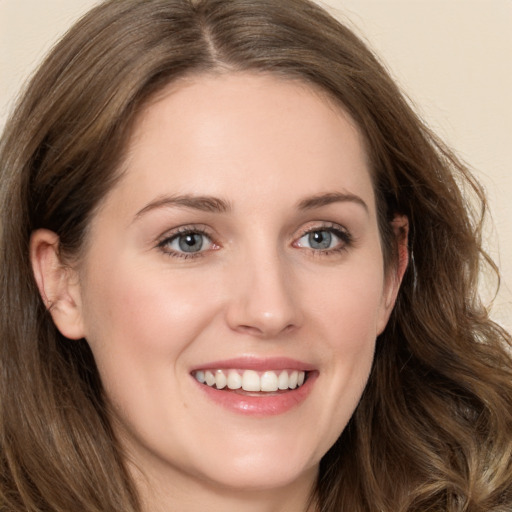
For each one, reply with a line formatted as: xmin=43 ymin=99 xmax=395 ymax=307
xmin=294 ymin=225 xmax=352 ymax=253
xmin=158 ymin=228 xmax=216 ymax=258
xmin=301 ymin=230 xmax=335 ymax=250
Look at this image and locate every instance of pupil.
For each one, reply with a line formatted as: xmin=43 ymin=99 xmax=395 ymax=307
xmin=309 ymin=231 xmax=331 ymax=249
xmin=179 ymin=233 xmax=203 ymax=252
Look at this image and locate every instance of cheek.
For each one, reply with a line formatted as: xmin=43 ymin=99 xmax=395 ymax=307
xmin=78 ymin=258 xmax=222 ymax=400
xmin=78 ymin=262 xmax=222 ymax=448
xmin=311 ymin=256 xmax=386 ymax=342
xmin=302 ymin=251 xmax=385 ymax=437
xmin=319 ymin=269 xmax=382 ymax=366
xmin=83 ymin=260 xmax=212 ymax=342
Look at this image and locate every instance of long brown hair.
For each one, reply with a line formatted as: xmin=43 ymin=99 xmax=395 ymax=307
xmin=1 ymin=1 xmax=511 ymax=510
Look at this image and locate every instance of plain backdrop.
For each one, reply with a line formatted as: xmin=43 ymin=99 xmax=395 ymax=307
xmin=1 ymin=0 xmax=510 ymax=329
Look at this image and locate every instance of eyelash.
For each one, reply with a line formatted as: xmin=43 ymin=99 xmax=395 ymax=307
xmin=157 ymin=226 xmax=216 ymax=260
xmin=293 ymin=223 xmax=353 ymax=256
xmin=156 ymin=223 xmax=353 ymax=260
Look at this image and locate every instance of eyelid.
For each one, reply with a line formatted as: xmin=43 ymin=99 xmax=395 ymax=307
xmin=156 ymin=224 xmax=212 ymax=243
xmin=295 ymin=221 xmax=351 ymax=239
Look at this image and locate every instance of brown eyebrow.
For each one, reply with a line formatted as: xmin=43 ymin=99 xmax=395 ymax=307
xmin=134 ymin=194 xmax=231 ymax=220
xmin=134 ymin=191 xmax=367 ymax=221
xmin=297 ymin=192 xmax=369 ymax=213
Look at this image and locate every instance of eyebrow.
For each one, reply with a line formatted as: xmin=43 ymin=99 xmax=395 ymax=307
xmin=134 ymin=194 xmax=232 ymax=220
xmin=297 ymin=192 xmax=368 ymax=213
xmin=134 ymin=190 xmax=368 ymax=221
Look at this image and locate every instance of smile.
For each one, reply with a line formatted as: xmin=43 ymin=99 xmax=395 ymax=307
xmin=192 ymin=369 xmax=307 ymax=392
xmin=190 ymin=357 xmax=317 ymax=415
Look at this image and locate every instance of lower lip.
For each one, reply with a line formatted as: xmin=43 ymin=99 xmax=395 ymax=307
xmin=193 ymin=372 xmax=317 ymax=416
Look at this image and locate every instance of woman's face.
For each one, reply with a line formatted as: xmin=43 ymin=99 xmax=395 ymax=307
xmin=57 ymin=73 xmax=401 ymax=500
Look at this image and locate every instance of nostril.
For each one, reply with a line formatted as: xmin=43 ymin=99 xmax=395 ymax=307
xmin=233 ymin=322 xmax=297 ymax=337
xmin=237 ymin=324 xmax=265 ymax=335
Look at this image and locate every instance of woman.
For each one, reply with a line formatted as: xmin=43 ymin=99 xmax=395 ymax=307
xmin=1 ymin=0 xmax=511 ymax=510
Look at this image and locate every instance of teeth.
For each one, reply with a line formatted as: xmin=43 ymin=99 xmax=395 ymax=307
xmin=227 ymin=370 xmax=242 ymax=390
xmin=242 ymin=370 xmax=260 ymax=392
xmin=289 ymin=370 xmax=298 ymax=389
xmin=260 ymin=371 xmax=278 ymax=392
xmin=215 ymin=370 xmax=227 ymax=390
xmin=278 ymin=370 xmax=289 ymax=390
xmin=205 ymin=371 xmax=215 ymax=387
xmin=194 ymin=369 xmax=307 ymax=392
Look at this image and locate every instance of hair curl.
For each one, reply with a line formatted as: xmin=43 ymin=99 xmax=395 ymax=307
xmin=1 ymin=1 xmax=511 ymax=511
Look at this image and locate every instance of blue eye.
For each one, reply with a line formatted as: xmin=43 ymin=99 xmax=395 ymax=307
xmin=295 ymin=226 xmax=350 ymax=252
xmin=159 ymin=230 xmax=214 ymax=256
xmin=175 ymin=233 xmax=206 ymax=252
xmin=306 ymin=230 xmax=333 ymax=249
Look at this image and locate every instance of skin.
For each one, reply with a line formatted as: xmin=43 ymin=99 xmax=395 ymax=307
xmin=31 ymin=73 xmax=407 ymax=512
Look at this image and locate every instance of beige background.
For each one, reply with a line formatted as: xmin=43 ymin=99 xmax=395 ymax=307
xmin=1 ymin=0 xmax=510 ymax=328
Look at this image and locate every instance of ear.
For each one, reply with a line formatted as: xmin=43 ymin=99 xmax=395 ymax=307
xmin=377 ymin=215 xmax=409 ymax=334
xmin=30 ymin=229 xmax=85 ymax=340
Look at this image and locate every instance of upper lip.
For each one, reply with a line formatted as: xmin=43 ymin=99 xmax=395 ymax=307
xmin=190 ymin=356 xmax=316 ymax=372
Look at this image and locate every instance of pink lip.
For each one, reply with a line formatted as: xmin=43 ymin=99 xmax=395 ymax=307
xmin=190 ymin=357 xmax=318 ymax=416
xmin=190 ymin=356 xmax=316 ymax=372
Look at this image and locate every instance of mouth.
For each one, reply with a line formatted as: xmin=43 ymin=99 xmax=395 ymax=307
xmin=192 ymin=368 xmax=308 ymax=394
xmin=190 ymin=356 xmax=319 ymax=417
xmin=190 ymin=358 xmax=317 ymax=415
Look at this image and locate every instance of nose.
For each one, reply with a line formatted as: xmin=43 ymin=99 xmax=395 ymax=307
xmin=224 ymin=250 xmax=303 ymax=338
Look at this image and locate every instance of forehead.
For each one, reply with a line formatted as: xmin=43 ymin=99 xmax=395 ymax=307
xmin=111 ymin=72 xmax=375 ymax=216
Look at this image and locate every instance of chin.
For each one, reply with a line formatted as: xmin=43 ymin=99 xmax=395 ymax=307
xmin=198 ymin=457 xmax=317 ymax=494
xmin=183 ymin=435 xmax=321 ymax=494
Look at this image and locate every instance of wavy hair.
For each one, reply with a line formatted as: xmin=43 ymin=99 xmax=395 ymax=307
xmin=1 ymin=1 xmax=511 ymax=510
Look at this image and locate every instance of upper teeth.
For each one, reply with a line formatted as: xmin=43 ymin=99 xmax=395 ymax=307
xmin=193 ymin=369 xmax=306 ymax=392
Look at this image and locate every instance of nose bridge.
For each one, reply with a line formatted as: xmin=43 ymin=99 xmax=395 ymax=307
xmin=225 ymin=240 xmax=302 ymax=337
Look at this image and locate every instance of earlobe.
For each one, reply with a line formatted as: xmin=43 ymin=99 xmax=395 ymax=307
xmin=30 ymin=229 xmax=85 ymax=340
